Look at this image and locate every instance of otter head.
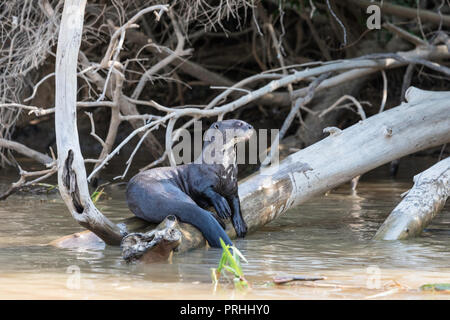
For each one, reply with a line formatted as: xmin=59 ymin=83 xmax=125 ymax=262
xmin=202 ymin=119 xmax=254 ymax=166
xmin=205 ymin=119 xmax=254 ymax=146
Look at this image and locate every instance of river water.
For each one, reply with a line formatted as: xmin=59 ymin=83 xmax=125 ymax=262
xmin=0 ymin=156 xmax=449 ymax=299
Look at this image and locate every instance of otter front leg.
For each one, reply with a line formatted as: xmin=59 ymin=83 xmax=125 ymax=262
xmin=201 ymin=187 xmax=232 ymax=219
xmin=229 ymin=194 xmax=247 ymax=238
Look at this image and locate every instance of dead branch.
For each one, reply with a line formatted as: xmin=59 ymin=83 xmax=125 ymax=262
xmin=78 ymin=52 xmax=164 ymax=162
xmin=131 ymin=10 xmax=191 ymax=100
xmin=121 ymin=215 xmax=181 ymax=263
xmin=347 ymin=0 xmax=450 ymax=26
xmin=374 ymin=156 xmax=450 ymax=240
xmin=54 ymin=0 xmax=122 ymax=245
xmin=100 ymin=5 xmax=169 ymax=67
xmin=0 ymin=138 xmax=53 ymax=165
xmin=0 ymin=165 xmax=57 ymax=201
xmin=401 ymin=64 xmax=415 ymax=102
xmin=382 ymin=23 xmax=428 ymax=47
xmin=262 ymin=72 xmax=330 ymax=167
xmin=88 ymin=66 xmax=124 ymax=183
xmin=319 ymin=95 xmax=368 ymax=119
xmin=125 ymin=28 xmax=292 ymax=108
xmin=292 ymin=44 xmax=449 ymax=100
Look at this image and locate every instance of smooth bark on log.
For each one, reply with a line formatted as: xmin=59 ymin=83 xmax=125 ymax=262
xmin=54 ymin=0 xmax=122 ymax=245
xmin=52 ymin=87 xmax=450 ymax=261
xmin=374 ymin=157 xmax=450 ymax=240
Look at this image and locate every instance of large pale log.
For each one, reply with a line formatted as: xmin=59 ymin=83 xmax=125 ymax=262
xmin=52 ymin=87 xmax=450 ymax=260
xmin=374 ymin=157 xmax=450 ymax=240
xmin=54 ymin=0 xmax=122 ymax=245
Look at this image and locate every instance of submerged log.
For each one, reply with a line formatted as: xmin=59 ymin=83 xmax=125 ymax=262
xmin=374 ymin=157 xmax=450 ymax=240
xmin=52 ymin=87 xmax=450 ymax=262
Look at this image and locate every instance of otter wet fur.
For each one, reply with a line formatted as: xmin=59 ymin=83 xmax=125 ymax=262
xmin=126 ymin=120 xmax=254 ymax=248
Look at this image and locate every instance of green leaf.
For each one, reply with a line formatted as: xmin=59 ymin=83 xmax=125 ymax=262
xmin=231 ymin=246 xmax=248 ymax=264
xmin=219 ymin=238 xmax=242 ymax=276
xmin=224 ymin=265 xmax=240 ymax=278
xmin=37 ymin=183 xmax=57 ymax=192
xmin=91 ymin=188 xmax=104 ymax=204
xmin=216 ymin=237 xmax=249 ymax=290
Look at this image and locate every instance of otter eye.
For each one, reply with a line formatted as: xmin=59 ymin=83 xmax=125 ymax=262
xmin=237 ymin=122 xmax=243 ymax=127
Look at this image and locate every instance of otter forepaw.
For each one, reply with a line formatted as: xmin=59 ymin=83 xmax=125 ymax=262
xmin=213 ymin=197 xmax=232 ymax=219
xmin=234 ymin=218 xmax=248 ymax=238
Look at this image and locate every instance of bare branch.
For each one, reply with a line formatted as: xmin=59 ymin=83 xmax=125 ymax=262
xmin=0 ymin=165 xmax=57 ymax=201
xmin=131 ymin=10 xmax=191 ymax=100
xmin=347 ymin=0 xmax=450 ymax=26
xmin=0 ymin=138 xmax=53 ymax=165
xmin=101 ymin=5 xmax=170 ymax=67
xmin=383 ymin=22 xmax=428 ymax=47
xmin=262 ymin=73 xmax=330 ymax=167
xmin=379 ymin=70 xmax=388 ymax=113
xmin=319 ymin=95 xmax=368 ymax=120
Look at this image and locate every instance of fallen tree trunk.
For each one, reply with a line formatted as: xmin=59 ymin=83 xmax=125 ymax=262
xmin=374 ymin=157 xmax=450 ymax=240
xmin=52 ymin=87 xmax=450 ymax=260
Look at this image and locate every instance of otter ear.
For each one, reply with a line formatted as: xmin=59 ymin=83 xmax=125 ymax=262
xmin=204 ymin=128 xmax=217 ymax=142
xmin=213 ymin=123 xmax=219 ymax=129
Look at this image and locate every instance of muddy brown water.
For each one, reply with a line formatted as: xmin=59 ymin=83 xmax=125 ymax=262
xmin=0 ymin=156 xmax=449 ymax=299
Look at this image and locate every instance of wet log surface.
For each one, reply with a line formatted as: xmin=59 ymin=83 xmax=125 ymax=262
xmin=374 ymin=157 xmax=450 ymax=240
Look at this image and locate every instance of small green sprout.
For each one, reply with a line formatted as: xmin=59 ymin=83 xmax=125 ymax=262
xmin=36 ymin=183 xmax=57 ymax=193
xmin=211 ymin=238 xmax=249 ymax=291
xmin=90 ymin=187 xmax=105 ymax=204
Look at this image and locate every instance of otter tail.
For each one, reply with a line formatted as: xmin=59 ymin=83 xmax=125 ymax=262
xmin=176 ymin=202 xmax=233 ymax=248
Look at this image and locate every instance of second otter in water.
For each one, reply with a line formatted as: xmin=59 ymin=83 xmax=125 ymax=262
xmin=126 ymin=120 xmax=254 ymax=247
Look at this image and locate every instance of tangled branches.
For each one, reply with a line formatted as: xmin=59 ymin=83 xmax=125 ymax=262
xmin=0 ymin=0 xmax=449 ymax=201
xmin=0 ymin=0 xmax=61 ymax=165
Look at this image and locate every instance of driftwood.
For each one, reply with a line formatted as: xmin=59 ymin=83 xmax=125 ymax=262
xmin=374 ymin=157 xmax=450 ymax=240
xmin=54 ymin=0 xmax=122 ymax=245
xmin=52 ymin=87 xmax=450 ymax=262
xmin=121 ymin=215 xmax=182 ymax=263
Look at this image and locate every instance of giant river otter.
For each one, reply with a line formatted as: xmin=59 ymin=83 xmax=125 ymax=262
xmin=126 ymin=120 xmax=254 ymax=247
